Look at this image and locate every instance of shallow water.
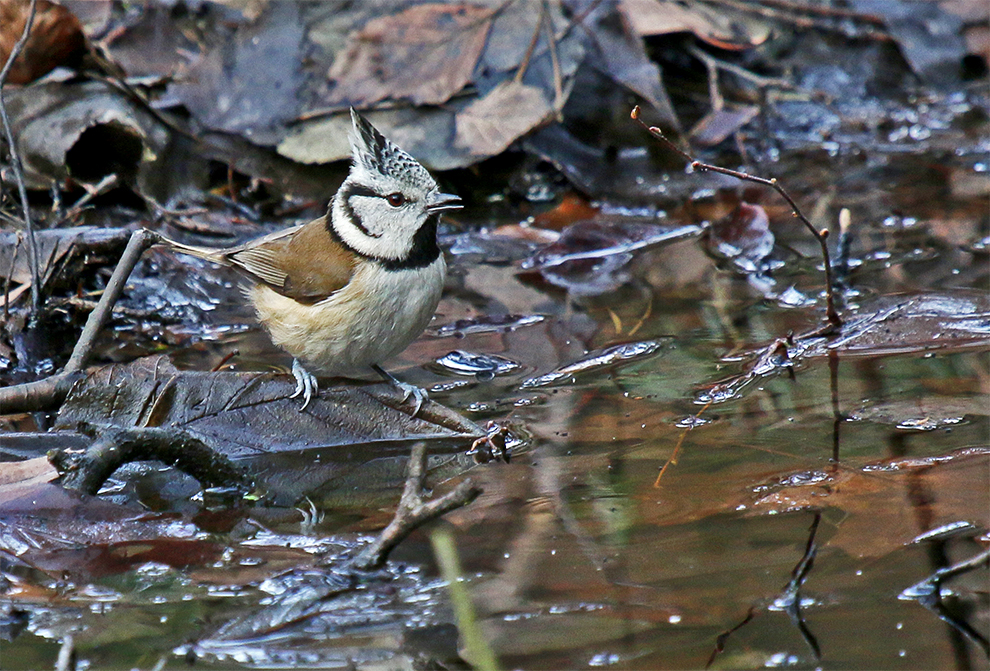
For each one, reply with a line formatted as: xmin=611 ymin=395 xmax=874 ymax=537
xmin=3 ymin=140 xmax=989 ymax=670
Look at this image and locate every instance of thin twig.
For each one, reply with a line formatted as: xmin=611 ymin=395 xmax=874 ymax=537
xmin=687 ymin=45 xmax=794 ymax=91
xmin=0 ymin=0 xmax=41 ymax=311
xmin=542 ymin=0 xmax=563 ymax=115
xmin=694 ymin=46 xmax=725 ymax=111
xmin=64 ymin=228 xmax=160 ymax=373
xmin=211 ymin=349 xmax=240 ymax=372
xmin=514 ymin=6 xmax=544 ymax=84
xmin=351 ymin=442 xmax=482 ymax=570
xmin=655 ymin=401 xmax=711 ymax=487
xmin=0 ymin=228 xmax=160 ymax=415
xmin=55 ymin=173 xmax=119 ymax=226
xmin=0 ymin=370 xmax=81 ymax=415
xmin=631 ymin=106 xmax=842 ymax=330
xmin=55 ymin=633 xmax=76 ymax=671
xmin=3 ymin=231 xmax=21 ymax=319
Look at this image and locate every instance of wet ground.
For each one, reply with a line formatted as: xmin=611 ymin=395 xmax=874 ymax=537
xmin=3 ymin=125 xmax=988 ymax=669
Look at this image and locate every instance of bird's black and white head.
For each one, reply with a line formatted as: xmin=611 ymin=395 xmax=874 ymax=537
xmin=330 ymin=109 xmax=461 ymax=269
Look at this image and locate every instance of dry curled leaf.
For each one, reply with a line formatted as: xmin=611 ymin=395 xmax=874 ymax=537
xmin=619 ymin=0 xmax=772 ymax=48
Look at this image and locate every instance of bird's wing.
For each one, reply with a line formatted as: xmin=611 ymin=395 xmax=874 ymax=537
xmin=224 ymin=217 xmax=357 ymax=304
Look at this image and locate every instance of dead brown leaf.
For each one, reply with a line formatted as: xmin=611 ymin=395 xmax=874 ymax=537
xmin=0 ymin=455 xmax=57 ymax=491
xmin=327 ymin=3 xmax=494 ymax=108
xmin=0 ymin=0 xmax=86 ymax=85
xmin=454 ymin=80 xmax=554 ymax=157
xmin=619 ymin=0 xmax=772 ymax=48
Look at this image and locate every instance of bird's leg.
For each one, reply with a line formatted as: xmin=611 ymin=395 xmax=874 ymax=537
xmin=289 ymin=359 xmax=319 ymax=411
xmin=372 ymin=364 xmax=427 ymax=417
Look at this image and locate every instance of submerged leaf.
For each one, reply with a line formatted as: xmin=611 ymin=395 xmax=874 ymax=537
xmin=522 ymin=218 xmax=701 ymax=294
xmin=701 ymin=202 xmax=775 ymax=274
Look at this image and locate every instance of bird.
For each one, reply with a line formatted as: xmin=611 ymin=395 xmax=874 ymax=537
xmin=159 ymin=109 xmax=461 ymax=413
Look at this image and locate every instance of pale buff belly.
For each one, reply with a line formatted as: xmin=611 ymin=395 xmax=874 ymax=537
xmin=248 ymin=258 xmax=445 ymax=378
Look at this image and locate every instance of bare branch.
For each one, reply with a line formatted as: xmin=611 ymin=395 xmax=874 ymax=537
xmin=50 ymin=425 xmax=255 ymax=496
xmin=631 ymin=106 xmax=842 ymax=330
xmin=0 ymin=0 xmax=41 ymax=312
xmin=64 ymin=228 xmax=161 ymax=373
xmin=0 ymin=228 xmax=160 ymax=415
xmin=351 ymin=442 xmax=481 ymax=570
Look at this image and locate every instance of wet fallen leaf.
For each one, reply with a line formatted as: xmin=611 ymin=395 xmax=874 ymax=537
xmin=701 ymin=201 xmax=775 ymax=274
xmin=278 ymin=105 xmax=472 ymax=170
xmin=0 ymin=478 xmax=204 ymax=562
xmin=849 ymin=397 xmax=986 ymax=431
xmin=576 ymin=0 xmax=677 ymax=124
xmin=445 ymin=229 xmax=545 ymax=263
xmin=432 ymin=350 xmax=522 ymax=380
xmin=326 ymin=3 xmax=494 ymax=108
xmin=808 ymin=292 xmax=990 ymax=356
xmin=522 ymin=218 xmax=702 ymax=294
xmin=853 ymin=0 xmax=967 ymax=83
xmin=0 ymin=226 xmax=130 ymax=302
xmin=524 ymin=219 xmax=702 ymax=271
xmin=430 ymin=313 xmax=546 ymax=338
xmin=54 ymin=356 xmax=485 ymax=461
xmin=703 ymin=291 xmax=990 ymax=403
xmin=168 ymin=2 xmax=306 ymax=145
xmin=97 ymin=1 xmax=203 ymax=81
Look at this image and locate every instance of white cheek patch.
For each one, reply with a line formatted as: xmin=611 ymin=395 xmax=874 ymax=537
xmin=333 ymin=196 xmax=421 ymax=261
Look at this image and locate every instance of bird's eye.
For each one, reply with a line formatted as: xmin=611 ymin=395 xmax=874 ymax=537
xmin=386 ymin=192 xmax=406 ymax=207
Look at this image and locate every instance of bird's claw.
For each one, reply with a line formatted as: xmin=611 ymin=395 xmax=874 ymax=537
xmin=372 ymin=364 xmax=428 ymax=417
xmin=394 ymin=379 xmax=428 ymax=417
xmin=289 ymin=359 xmax=319 ymax=411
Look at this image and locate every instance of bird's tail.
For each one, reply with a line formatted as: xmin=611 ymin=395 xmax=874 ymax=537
xmin=156 ymin=234 xmax=230 ymax=266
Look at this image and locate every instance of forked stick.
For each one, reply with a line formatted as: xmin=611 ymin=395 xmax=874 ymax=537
xmin=631 ymin=106 xmax=842 ymax=329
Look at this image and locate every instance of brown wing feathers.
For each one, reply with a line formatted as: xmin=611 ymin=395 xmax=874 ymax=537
xmin=161 ymin=216 xmax=357 ymax=304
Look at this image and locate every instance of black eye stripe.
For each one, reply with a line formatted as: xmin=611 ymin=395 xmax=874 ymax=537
xmin=337 ymin=183 xmax=382 ymax=238
xmin=345 ymin=184 xmax=382 ymax=200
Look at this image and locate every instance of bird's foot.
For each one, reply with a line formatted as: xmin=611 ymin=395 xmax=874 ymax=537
xmin=289 ymin=359 xmax=319 ymax=411
xmin=372 ymin=364 xmax=428 ymax=417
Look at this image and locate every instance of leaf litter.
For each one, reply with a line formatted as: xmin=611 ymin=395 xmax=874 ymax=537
xmin=1 ymin=0 xmax=988 ymax=667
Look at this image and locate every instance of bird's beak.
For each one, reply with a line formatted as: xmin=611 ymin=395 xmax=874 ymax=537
xmin=427 ymin=192 xmax=463 ymax=213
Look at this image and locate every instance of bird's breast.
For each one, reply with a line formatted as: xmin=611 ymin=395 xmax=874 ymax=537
xmin=249 ymin=256 xmax=446 ymax=377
